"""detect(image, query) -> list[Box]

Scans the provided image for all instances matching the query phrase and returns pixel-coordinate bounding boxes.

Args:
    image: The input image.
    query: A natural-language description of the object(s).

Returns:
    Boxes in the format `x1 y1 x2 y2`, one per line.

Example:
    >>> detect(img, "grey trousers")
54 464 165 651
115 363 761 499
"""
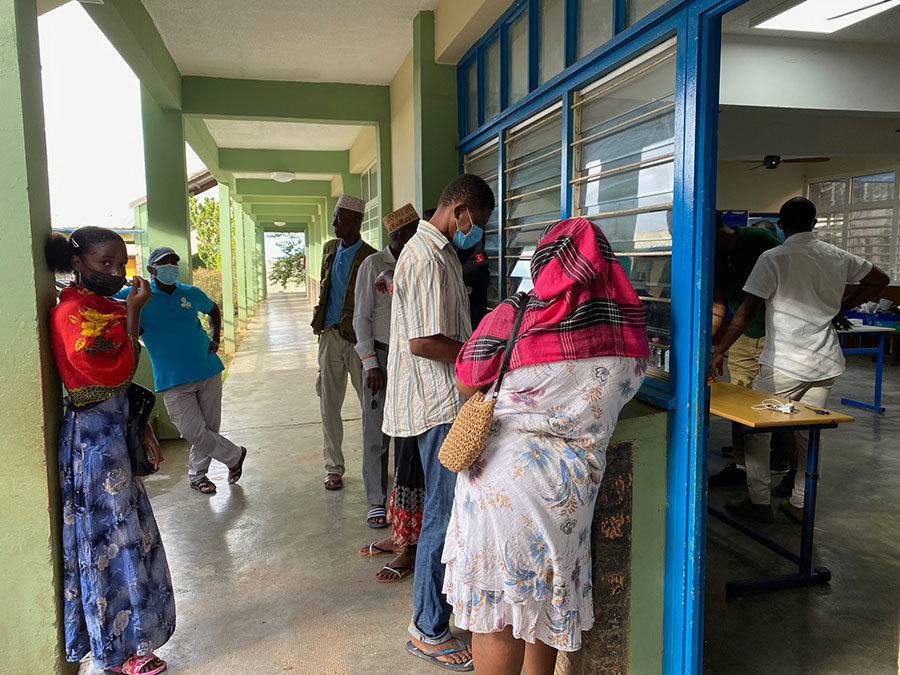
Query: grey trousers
317 329 363 476
744 365 835 508
362 347 391 505
162 374 243 481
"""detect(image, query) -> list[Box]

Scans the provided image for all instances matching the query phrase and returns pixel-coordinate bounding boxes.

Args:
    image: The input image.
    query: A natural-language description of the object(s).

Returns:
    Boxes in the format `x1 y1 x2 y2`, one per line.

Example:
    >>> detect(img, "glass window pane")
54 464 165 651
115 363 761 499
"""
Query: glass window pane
577 0 613 59
847 208 894 273
505 104 562 298
851 172 895 203
484 39 501 121
539 0 565 85
572 41 676 378
815 213 844 248
808 179 847 209
361 173 370 203
626 0 667 27
508 10 530 107
370 165 378 199
464 139 501 306
466 62 478 134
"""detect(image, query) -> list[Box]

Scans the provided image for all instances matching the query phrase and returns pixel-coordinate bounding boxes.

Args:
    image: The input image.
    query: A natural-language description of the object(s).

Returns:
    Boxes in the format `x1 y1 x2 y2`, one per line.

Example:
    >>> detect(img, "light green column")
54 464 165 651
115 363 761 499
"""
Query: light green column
140 84 191 281
235 207 248 325
243 213 257 315
0 2 74 672
219 184 236 352
256 224 267 301
413 10 459 213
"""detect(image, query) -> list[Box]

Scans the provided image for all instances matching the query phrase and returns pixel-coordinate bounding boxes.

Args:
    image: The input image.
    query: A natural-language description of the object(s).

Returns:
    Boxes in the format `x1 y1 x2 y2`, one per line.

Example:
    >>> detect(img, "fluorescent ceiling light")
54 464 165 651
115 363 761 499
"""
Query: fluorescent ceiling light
274 221 286 226
753 0 900 33
270 171 294 183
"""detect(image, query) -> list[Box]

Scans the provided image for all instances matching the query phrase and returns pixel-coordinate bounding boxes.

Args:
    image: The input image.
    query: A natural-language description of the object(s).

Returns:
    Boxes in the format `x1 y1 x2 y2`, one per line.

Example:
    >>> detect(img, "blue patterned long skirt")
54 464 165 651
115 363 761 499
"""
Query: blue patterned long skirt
60 392 176 670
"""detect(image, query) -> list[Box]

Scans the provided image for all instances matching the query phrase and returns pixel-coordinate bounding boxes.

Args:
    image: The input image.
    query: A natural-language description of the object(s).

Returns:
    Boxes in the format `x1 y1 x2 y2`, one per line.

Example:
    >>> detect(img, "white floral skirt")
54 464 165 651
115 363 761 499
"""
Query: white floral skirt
442 356 646 651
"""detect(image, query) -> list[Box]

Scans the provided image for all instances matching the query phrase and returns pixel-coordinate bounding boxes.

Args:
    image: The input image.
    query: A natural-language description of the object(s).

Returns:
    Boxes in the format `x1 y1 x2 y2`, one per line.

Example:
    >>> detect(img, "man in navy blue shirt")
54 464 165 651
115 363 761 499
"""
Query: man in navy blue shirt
121 246 247 494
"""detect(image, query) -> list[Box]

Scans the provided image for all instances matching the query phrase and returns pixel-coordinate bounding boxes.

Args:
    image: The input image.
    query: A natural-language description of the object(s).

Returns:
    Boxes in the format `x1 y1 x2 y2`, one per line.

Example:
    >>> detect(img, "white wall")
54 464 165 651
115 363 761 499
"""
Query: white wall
720 35 900 113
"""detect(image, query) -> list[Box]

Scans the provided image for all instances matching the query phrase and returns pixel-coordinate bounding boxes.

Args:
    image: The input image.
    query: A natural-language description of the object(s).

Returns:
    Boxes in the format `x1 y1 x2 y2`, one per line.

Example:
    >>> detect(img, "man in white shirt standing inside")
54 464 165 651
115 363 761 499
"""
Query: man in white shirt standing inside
711 197 889 523
353 203 419 529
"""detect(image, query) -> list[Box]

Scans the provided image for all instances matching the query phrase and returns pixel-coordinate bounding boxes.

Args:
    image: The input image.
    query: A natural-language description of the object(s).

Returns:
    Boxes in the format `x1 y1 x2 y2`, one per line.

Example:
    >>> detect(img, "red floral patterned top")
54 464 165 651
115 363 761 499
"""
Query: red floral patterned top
49 286 140 407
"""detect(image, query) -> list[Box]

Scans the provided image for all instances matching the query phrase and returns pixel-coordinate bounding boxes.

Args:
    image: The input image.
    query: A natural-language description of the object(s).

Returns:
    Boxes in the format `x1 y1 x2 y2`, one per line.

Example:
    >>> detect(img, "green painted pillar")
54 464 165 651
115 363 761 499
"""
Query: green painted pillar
340 172 361 198
140 84 191 281
243 213 257 315
0 1 74 672
235 207 248 325
256 224 267 301
413 10 459 213
218 184 236 352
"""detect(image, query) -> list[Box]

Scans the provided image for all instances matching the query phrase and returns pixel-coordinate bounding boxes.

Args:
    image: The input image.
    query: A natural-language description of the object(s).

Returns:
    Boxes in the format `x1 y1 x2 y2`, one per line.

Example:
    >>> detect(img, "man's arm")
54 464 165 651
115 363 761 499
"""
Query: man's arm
710 283 729 342
352 262 378 371
410 335 465 363
207 303 222 352
709 293 764 380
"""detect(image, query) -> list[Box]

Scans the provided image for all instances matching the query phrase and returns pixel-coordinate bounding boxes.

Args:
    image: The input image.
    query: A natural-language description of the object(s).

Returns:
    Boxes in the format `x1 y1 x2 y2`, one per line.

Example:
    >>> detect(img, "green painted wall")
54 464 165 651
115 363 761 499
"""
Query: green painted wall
0 1 74 671
413 11 459 213
140 84 191 282
613 400 667 675
256 224 267 301
219 184 236 352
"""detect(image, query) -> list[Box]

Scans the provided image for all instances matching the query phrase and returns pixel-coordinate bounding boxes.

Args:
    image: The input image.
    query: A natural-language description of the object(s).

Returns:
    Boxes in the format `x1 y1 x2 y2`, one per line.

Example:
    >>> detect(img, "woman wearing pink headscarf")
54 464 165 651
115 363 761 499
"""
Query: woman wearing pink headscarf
443 218 649 674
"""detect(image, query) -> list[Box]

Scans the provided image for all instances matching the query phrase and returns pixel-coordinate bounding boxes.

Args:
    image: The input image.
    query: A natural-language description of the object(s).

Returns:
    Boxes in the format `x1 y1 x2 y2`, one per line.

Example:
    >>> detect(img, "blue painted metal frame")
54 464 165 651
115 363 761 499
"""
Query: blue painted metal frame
839 331 887 412
614 0 627 34
457 0 757 671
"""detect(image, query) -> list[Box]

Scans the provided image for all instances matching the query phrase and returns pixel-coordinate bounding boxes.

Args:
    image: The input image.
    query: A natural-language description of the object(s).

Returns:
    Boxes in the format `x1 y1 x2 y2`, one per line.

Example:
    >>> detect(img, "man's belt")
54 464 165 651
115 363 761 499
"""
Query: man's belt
374 340 389 352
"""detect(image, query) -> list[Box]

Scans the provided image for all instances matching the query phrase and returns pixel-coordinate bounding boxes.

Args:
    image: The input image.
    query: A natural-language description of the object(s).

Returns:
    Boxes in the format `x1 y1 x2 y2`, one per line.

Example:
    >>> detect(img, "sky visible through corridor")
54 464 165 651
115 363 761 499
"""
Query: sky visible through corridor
38 2 294 260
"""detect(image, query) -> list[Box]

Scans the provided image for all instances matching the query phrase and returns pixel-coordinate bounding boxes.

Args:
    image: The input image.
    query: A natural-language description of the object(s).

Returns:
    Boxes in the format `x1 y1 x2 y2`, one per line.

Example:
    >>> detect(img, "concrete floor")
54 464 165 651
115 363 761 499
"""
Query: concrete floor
89 293 444 675
704 353 900 674
81 292 899 674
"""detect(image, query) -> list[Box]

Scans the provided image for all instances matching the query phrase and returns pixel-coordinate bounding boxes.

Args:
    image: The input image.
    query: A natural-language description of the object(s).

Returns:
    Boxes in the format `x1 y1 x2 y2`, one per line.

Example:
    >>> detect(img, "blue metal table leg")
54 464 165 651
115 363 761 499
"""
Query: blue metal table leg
841 333 886 413
720 427 832 596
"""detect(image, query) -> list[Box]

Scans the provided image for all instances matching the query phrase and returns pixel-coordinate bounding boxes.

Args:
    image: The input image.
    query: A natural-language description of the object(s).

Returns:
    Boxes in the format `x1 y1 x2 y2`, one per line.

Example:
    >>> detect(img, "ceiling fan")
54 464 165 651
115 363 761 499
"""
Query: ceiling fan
828 0 895 22
743 154 831 170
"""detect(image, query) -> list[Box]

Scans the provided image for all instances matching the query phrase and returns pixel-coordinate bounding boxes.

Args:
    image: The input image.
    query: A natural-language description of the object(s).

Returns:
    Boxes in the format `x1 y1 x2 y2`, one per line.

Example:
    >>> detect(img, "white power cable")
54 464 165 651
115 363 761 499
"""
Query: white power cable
751 399 798 414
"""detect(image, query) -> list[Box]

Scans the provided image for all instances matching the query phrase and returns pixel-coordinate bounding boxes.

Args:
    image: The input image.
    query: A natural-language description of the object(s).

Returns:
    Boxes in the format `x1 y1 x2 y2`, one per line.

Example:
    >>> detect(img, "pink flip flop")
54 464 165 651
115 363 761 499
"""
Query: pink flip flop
109 654 167 675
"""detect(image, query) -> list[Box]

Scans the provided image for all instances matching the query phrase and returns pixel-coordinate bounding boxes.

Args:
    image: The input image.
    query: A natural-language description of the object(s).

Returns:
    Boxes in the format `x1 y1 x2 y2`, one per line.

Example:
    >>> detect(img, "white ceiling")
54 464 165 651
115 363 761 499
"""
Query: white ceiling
204 120 365 151
232 172 337 181
142 0 440 84
723 0 900 44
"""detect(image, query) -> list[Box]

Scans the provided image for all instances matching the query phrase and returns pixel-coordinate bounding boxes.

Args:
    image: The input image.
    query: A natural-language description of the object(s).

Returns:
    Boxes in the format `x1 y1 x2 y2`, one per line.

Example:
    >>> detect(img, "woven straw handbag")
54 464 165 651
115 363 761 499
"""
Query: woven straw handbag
439 293 529 472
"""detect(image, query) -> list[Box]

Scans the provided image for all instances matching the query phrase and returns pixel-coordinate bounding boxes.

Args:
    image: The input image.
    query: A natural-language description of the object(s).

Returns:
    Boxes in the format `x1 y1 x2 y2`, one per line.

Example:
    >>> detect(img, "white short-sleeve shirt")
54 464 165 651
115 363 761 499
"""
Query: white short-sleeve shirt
743 231 873 381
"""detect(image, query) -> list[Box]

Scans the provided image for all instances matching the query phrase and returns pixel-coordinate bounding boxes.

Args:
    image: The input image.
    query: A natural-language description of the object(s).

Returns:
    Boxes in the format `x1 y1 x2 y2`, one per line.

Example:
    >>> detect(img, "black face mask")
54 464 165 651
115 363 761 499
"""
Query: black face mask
80 268 127 297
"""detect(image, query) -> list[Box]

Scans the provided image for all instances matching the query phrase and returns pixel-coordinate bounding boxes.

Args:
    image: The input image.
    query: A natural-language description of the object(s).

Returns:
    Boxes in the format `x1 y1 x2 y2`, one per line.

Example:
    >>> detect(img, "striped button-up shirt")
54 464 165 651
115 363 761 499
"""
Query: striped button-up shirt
383 220 473 437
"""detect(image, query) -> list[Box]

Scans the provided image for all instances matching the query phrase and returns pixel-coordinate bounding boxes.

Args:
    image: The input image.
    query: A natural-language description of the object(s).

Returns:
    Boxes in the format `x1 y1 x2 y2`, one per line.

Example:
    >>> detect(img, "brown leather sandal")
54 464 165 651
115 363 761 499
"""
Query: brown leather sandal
323 473 343 490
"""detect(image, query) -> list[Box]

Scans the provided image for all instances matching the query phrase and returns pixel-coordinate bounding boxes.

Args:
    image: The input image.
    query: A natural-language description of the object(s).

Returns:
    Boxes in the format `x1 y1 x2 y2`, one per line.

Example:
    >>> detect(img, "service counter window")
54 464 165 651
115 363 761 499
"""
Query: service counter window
504 103 563 297
571 40 676 380
464 139 501 306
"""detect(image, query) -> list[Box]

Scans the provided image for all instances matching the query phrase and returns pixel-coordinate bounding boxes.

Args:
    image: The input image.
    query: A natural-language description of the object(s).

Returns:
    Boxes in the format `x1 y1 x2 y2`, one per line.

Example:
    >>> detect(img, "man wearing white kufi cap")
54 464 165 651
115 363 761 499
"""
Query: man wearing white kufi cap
352 204 419 533
311 194 376 491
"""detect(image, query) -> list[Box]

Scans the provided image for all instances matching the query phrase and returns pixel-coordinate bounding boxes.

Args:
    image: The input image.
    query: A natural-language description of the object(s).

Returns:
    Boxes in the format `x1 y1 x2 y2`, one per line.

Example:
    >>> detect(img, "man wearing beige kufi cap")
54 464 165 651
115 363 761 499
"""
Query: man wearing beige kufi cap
311 194 376 490
352 203 419 531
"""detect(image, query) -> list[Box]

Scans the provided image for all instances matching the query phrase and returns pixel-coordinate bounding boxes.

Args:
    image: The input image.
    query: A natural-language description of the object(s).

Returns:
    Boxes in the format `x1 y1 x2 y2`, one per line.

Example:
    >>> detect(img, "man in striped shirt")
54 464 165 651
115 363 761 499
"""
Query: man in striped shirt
383 174 495 670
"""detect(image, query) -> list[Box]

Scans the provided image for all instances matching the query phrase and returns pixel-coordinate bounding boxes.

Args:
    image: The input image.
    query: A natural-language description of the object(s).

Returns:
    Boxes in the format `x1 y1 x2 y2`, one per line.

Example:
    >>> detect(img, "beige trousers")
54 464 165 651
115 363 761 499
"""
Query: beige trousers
317 329 363 476
727 334 765 465
744 365 835 508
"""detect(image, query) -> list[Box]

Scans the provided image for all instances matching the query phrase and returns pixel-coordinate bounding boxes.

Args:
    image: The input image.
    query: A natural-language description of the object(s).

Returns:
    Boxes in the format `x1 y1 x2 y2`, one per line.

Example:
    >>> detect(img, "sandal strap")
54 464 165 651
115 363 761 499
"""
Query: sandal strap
367 506 386 518
123 655 157 674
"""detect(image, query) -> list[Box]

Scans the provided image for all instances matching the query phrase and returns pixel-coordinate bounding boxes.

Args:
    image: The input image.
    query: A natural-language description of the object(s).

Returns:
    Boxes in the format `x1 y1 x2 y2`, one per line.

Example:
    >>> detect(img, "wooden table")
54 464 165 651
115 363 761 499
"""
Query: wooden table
708 381 854 596
838 325 895 413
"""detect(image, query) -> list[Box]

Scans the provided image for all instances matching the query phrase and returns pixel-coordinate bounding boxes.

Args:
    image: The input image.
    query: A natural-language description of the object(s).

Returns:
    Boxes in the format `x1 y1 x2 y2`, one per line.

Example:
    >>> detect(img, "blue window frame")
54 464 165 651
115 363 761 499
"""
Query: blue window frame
458 0 754 673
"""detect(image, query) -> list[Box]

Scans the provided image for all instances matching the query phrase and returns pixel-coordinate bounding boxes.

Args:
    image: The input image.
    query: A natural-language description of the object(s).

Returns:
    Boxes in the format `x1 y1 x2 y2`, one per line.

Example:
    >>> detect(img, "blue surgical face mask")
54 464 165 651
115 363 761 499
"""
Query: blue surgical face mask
153 264 180 285
452 207 484 250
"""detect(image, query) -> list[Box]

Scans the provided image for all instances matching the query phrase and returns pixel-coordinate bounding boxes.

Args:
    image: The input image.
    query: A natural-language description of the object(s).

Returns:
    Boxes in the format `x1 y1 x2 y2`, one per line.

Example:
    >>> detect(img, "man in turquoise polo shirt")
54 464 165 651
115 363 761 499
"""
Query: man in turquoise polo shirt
119 246 247 495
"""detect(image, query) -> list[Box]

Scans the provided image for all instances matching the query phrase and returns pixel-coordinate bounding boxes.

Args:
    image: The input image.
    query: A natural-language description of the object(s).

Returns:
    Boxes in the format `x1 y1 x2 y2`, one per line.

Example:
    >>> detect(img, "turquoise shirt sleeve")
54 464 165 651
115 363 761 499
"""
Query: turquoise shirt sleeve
187 286 215 314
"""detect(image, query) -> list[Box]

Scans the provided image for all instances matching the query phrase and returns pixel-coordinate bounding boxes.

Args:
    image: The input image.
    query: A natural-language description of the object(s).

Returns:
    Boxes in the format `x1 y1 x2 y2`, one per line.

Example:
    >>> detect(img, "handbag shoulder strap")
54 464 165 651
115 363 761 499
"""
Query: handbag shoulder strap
492 292 530 400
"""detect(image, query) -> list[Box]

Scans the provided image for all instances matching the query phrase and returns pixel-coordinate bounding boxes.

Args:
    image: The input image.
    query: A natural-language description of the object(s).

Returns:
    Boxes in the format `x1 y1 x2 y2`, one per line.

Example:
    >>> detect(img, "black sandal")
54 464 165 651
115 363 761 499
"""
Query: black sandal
228 447 247 484
190 476 216 494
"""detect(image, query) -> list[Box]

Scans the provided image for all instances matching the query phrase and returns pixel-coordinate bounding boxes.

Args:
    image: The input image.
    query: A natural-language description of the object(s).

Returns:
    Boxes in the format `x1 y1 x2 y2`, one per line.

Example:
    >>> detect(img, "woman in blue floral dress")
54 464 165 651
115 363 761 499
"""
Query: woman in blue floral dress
46 227 175 675
445 219 649 674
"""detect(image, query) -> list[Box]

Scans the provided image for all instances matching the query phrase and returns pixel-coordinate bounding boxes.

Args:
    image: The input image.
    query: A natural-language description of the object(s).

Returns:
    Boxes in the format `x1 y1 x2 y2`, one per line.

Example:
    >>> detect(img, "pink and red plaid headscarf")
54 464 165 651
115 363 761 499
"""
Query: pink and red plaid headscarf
456 217 649 389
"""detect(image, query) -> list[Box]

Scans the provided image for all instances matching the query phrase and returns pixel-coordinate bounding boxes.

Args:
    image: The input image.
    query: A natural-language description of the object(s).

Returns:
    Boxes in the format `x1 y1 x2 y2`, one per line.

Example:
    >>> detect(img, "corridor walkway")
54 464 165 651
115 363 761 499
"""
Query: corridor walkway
120 294 442 674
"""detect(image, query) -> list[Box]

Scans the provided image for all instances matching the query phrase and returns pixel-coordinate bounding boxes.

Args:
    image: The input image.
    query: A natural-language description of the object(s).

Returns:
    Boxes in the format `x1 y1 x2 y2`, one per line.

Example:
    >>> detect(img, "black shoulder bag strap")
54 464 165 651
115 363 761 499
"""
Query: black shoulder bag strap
492 291 530 401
